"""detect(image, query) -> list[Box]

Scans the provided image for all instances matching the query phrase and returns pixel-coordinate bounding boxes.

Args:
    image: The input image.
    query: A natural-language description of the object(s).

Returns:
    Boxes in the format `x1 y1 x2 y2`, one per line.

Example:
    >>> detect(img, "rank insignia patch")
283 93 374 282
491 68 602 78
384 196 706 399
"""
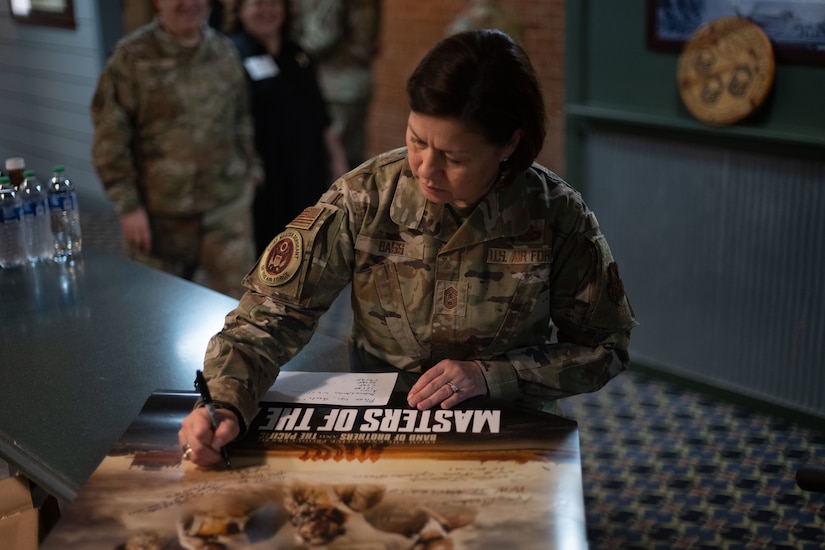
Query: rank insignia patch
434 280 468 316
258 229 302 286
443 285 459 310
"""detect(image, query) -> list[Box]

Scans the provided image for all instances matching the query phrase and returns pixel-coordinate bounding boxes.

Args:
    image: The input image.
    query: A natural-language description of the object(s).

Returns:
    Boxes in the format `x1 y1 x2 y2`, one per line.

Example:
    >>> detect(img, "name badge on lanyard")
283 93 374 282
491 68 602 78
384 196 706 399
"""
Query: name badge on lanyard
244 55 279 80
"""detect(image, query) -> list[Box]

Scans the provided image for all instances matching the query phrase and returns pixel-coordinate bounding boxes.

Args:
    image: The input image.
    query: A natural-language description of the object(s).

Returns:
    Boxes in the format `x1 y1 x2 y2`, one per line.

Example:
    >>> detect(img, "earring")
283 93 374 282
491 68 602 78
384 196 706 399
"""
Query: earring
497 156 512 184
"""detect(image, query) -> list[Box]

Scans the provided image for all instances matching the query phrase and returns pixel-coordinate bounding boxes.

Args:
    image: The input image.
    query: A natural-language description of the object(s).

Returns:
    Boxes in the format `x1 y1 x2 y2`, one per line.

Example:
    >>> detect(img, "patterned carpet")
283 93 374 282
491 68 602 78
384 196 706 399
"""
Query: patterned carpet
80 210 825 549
562 370 825 550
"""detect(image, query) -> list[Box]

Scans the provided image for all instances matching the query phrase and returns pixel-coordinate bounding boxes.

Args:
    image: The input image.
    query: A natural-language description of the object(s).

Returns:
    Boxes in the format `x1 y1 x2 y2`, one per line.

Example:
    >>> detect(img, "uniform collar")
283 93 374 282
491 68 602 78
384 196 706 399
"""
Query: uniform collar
390 153 532 249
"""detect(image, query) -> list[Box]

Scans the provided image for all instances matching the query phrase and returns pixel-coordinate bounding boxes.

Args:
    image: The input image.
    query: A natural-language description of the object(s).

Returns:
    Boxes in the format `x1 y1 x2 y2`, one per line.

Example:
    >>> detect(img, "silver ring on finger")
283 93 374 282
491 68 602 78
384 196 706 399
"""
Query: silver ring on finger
445 382 460 394
182 443 193 460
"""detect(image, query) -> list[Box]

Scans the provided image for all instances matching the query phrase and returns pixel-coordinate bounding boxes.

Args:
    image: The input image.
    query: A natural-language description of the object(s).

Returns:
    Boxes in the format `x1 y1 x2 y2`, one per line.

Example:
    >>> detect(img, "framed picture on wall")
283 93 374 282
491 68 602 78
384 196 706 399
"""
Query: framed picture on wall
646 0 825 65
9 0 76 29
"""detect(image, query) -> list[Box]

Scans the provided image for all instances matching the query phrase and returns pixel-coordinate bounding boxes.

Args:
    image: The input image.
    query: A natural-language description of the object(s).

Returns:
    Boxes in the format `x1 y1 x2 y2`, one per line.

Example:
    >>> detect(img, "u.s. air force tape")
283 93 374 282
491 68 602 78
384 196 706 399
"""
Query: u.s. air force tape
487 247 552 264
258 229 302 286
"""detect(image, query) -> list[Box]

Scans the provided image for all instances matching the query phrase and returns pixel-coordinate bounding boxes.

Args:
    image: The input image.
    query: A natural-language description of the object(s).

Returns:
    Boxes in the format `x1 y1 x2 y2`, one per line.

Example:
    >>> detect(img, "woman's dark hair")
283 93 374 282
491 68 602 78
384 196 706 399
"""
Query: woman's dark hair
407 29 546 178
224 0 292 36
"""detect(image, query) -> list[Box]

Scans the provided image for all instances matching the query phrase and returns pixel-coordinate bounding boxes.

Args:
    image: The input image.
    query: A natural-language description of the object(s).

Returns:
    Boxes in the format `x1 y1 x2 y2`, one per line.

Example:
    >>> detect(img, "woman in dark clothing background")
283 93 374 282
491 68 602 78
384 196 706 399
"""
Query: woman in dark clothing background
227 0 348 254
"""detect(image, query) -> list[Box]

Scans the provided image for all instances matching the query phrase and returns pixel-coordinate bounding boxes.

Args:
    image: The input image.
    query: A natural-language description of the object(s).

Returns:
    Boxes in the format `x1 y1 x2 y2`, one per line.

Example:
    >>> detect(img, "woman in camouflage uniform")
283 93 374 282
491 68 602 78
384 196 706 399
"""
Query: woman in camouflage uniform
180 30 637 466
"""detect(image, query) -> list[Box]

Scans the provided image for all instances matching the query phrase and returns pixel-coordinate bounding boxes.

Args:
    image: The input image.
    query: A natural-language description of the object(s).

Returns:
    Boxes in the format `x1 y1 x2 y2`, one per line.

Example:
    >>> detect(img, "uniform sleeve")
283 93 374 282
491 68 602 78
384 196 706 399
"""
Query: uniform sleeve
346 0 381 64
90 50 143 215
479 207 637 403
294 0 345 57
203 188 355 430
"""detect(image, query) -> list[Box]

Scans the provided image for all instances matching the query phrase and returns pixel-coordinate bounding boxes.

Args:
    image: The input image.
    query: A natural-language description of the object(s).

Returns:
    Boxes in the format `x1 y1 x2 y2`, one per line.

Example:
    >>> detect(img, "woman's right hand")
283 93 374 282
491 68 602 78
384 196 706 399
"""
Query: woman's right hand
119 208 152 253
178 407 240 467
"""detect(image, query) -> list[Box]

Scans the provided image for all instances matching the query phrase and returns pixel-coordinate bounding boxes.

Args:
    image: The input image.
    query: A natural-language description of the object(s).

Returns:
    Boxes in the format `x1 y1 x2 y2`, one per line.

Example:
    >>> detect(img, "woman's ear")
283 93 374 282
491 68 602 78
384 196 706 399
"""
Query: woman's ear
502 129 524 161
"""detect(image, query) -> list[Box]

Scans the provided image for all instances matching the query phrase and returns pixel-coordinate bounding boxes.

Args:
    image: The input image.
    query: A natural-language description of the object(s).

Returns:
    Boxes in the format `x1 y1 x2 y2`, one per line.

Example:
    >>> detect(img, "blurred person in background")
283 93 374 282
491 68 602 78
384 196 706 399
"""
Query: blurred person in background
226 0 348 254
445 0 524 44
289 0 382 170
92 0 262 299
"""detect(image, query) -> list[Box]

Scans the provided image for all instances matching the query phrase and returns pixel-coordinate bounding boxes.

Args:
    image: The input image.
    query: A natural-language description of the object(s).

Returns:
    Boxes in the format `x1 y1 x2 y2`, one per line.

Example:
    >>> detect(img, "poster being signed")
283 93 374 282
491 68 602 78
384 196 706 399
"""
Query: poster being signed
42 391 585 549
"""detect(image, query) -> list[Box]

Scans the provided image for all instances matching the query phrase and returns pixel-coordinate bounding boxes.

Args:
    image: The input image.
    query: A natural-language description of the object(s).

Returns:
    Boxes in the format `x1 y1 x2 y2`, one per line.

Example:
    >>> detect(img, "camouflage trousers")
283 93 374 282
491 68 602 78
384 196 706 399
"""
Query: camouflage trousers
127 186 255 299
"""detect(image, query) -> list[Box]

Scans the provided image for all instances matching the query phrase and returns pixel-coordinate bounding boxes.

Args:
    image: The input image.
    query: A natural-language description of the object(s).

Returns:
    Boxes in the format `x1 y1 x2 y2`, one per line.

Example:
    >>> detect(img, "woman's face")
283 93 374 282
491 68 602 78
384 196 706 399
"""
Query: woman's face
406 112 518 209
239 0 286 40
154 0 209 42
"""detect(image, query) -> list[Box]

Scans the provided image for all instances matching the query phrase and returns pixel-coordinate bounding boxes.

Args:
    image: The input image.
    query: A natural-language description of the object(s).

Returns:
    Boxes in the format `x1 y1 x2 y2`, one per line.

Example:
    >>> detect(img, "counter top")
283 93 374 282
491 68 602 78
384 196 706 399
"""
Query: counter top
0 251 349 502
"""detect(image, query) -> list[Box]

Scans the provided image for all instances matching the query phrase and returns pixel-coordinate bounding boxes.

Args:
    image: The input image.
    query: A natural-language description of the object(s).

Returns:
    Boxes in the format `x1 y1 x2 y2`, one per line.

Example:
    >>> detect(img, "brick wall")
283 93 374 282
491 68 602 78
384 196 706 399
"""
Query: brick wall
366 0 566 176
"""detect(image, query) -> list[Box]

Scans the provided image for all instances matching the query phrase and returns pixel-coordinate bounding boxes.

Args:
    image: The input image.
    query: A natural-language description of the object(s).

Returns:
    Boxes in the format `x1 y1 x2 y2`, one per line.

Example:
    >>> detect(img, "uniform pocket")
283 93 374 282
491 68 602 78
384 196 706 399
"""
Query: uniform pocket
353 260 429 360
476 261 552 355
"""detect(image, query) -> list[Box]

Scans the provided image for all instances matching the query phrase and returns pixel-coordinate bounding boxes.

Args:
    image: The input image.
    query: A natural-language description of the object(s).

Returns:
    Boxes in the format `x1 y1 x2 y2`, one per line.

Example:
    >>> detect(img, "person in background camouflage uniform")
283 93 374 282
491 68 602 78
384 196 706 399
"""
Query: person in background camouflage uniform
179 30 637 466
288 0 381 170
445 0 524 44
91 0 262 299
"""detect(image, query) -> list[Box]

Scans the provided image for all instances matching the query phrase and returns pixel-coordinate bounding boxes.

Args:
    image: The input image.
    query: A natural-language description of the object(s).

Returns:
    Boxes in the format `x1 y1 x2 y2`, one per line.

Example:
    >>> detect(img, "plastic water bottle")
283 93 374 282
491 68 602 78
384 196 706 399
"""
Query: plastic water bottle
5 157 25 190
48 166 82 261
0 176 26 268
19 170 55 263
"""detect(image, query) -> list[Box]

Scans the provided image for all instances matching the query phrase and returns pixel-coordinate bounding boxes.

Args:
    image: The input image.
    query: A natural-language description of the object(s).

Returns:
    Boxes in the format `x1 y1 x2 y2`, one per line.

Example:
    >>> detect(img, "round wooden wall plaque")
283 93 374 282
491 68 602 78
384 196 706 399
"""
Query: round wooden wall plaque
677 16 775 125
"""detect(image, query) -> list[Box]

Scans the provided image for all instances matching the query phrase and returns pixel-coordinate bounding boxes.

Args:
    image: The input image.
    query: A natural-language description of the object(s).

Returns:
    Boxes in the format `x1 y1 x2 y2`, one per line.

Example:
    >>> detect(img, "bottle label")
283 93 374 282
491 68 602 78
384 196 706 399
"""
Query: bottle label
0 204 22 223
22 200 47 217
48 191 76 211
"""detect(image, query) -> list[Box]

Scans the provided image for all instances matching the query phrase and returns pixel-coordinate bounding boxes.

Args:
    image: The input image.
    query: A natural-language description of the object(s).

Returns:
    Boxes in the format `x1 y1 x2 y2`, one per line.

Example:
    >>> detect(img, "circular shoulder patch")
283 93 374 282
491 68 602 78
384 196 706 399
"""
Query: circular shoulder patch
257 229 303 286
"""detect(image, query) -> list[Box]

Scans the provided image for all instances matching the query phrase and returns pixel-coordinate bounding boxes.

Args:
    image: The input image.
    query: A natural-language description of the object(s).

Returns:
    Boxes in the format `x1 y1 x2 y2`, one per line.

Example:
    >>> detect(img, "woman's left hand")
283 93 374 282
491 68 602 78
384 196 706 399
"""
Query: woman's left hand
407 360 488 410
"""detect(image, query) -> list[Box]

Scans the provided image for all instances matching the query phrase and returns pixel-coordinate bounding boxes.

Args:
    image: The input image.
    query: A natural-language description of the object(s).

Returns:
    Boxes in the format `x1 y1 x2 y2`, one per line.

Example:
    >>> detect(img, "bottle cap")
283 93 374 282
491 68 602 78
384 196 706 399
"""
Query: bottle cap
5 157 25 170
0 176 9 183
52 165 65 172
23 170 35 178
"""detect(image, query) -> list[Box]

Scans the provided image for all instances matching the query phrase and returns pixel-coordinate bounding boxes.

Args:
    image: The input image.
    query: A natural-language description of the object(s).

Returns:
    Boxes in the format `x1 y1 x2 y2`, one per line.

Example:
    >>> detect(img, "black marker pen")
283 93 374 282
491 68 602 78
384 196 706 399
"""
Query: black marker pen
195 369 231 468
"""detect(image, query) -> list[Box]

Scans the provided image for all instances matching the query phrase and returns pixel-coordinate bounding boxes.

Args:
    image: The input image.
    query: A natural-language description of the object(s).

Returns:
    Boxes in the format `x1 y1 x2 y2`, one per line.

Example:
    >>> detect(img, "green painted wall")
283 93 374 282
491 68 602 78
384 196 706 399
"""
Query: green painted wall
565 2 825 189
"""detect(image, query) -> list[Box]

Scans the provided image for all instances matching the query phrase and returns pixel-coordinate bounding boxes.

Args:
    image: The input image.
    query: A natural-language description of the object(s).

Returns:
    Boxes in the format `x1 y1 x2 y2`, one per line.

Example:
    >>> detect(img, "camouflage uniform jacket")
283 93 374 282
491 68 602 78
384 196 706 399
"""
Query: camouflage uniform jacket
444 0 525 44
289 0 380 102
205 148 638 429
91 19 262 217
